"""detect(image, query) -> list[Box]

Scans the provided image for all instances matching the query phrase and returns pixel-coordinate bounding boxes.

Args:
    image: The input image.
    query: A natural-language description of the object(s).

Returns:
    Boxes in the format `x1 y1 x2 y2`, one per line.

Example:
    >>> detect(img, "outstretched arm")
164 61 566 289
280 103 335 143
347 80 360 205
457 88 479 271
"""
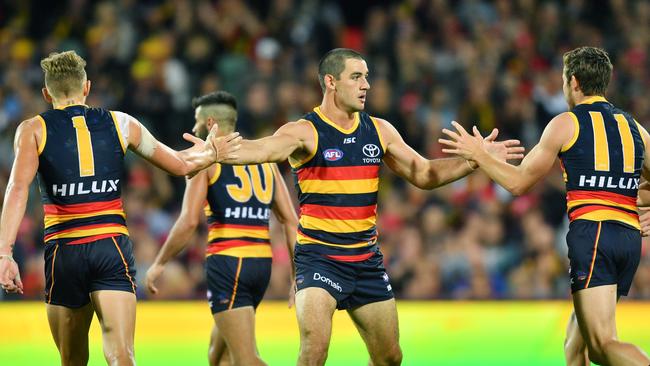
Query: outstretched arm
378 118 523 190
269 164 299 307
219 120 316 165
0 117 43 293
439 113 574 195
127 116 240 176
145 169 209 294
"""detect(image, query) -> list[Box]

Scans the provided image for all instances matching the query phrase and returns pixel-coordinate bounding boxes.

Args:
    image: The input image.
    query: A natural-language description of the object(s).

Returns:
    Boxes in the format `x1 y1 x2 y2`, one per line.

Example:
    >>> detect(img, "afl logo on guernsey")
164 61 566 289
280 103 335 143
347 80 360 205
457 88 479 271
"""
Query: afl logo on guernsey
323 148 344 161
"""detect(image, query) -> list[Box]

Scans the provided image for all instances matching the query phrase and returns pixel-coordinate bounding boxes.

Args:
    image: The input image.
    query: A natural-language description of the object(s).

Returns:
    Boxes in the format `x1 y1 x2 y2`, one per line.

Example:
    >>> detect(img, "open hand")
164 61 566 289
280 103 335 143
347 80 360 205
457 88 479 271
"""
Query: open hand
206 125 242 163
439 121 525 162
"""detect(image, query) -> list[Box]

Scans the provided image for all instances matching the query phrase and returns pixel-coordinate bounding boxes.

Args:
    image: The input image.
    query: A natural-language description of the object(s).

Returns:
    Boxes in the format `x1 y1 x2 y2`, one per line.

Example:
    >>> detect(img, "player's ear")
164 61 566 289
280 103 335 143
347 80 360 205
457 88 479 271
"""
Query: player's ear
83 80 91 97
570 75 580 92
325 74 336 91
42 87 53 103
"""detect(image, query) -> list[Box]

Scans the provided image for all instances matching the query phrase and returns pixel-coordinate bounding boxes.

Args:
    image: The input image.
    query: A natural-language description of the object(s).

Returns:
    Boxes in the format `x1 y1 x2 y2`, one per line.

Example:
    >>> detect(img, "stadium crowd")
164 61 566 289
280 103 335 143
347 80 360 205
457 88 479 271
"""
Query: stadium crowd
1 0 649 302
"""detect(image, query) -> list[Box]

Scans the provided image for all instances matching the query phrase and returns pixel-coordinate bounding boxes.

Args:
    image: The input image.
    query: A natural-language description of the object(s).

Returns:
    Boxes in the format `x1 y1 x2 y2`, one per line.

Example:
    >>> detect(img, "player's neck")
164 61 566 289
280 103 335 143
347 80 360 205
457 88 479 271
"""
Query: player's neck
52 95 87 109
319 99 357 129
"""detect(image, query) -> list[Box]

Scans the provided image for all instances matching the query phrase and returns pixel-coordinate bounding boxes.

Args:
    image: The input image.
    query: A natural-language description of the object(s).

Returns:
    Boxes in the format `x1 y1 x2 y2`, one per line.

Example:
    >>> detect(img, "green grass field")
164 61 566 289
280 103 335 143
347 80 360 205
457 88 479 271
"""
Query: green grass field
1 301 649 365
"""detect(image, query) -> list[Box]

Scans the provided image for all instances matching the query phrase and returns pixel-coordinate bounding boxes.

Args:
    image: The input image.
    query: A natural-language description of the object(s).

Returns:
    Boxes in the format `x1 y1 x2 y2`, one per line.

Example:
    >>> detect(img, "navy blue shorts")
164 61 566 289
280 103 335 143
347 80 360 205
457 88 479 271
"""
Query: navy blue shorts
44 235 137 308
205 255 272 314
294 245 394 310
567 220 641 296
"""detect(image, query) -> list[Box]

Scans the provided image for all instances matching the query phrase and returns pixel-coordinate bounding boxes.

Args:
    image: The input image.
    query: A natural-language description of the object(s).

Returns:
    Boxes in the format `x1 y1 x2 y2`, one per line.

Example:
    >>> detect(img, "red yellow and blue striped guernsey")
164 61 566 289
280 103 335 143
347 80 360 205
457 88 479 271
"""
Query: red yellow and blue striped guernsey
37 105 129 244
291 107 385 262
204 163 275 258
559 96 646 230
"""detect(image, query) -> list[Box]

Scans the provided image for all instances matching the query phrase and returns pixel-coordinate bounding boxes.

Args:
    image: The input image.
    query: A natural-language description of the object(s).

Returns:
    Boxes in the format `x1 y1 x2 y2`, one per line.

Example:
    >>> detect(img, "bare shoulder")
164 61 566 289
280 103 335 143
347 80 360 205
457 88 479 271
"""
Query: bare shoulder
541 112 576 150
15 116 42 143
274 119 315 138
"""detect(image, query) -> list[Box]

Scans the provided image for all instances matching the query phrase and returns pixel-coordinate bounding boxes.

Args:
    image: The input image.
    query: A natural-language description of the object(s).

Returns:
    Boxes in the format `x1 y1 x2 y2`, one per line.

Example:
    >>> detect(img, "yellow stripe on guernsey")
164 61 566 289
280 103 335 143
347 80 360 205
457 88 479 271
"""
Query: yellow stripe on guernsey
561 112 580 152
206 245 272 258
299 215 376 233
44 210 127 228
590 111 609 172
566 199 636 212
296 232 375 248
46 226 130 241
207 227 270 243
37 115 47 155
614 114 635 173
298 178 379 194
576 210 640 230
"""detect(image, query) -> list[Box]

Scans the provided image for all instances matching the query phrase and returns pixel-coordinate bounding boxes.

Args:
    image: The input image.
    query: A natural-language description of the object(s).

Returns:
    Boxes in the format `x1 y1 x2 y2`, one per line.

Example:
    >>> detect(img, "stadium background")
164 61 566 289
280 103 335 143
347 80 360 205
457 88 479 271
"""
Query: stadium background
0 0 649 365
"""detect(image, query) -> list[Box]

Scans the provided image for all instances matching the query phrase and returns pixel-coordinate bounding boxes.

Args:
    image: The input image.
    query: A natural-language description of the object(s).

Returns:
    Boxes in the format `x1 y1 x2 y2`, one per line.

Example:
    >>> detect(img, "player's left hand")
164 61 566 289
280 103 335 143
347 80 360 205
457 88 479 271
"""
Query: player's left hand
439 122 525 162
145 263 165 295
639 206 650 237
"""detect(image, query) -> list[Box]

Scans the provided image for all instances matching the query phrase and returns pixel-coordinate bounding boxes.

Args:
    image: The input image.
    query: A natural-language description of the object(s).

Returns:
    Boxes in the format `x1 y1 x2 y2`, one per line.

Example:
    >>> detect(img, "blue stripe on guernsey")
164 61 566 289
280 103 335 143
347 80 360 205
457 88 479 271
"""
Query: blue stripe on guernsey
558 96 645 230
37 105 128 242
292 108 385 261
205 164 274 258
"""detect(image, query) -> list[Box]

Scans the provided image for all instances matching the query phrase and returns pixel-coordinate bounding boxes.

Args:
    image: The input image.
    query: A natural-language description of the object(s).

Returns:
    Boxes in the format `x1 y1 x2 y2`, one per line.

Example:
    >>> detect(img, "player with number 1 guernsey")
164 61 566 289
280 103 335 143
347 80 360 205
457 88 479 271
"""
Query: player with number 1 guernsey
0 51 240 366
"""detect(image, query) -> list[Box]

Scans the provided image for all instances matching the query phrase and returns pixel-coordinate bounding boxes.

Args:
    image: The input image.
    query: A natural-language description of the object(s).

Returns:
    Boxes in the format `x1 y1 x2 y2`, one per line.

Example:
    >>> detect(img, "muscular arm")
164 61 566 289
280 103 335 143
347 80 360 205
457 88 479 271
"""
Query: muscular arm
127 117 232 176
146 168 209 293
269 164 298 274
221 121 315 165
0 118 41 255
153 170 208 265
378 118 475 190
470 113 573 195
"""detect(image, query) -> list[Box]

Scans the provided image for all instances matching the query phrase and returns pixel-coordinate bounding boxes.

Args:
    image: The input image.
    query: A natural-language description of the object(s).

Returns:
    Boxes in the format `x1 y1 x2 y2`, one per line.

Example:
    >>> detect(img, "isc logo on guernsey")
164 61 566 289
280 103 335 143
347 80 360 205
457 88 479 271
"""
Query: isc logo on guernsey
323 148 343 161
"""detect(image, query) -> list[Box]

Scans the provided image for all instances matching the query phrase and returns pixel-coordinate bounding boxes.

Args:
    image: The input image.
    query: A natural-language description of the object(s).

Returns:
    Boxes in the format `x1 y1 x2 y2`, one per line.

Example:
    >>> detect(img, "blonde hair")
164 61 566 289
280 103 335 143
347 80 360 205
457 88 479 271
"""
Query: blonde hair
40 51 87 98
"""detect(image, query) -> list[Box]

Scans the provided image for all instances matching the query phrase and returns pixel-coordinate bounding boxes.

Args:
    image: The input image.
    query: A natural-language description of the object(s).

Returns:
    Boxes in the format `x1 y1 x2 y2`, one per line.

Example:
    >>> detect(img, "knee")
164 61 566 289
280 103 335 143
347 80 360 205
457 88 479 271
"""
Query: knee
374 345 403 366
60 350 89 366
586 336 616 364
104 344 135 366
299 341 330 365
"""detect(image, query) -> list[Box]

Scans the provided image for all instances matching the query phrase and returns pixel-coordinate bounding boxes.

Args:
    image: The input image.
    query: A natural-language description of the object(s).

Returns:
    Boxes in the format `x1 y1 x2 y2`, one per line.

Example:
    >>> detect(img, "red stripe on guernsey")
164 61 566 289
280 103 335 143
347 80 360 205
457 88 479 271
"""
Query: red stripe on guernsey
296 166 379 181
44 199 123 215
44 223 126 241
566 190 636 206
206 240 270 254
208 223 267 230
66 233 121 245
568 205 638 221
326 252 374 262
301 204 377 220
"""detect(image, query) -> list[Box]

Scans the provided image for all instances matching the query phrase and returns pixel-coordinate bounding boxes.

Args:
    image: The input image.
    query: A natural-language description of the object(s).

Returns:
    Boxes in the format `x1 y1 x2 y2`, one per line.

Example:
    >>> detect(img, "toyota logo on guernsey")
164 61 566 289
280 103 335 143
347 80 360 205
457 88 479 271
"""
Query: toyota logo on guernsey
323 148 344 161
362 144 381 163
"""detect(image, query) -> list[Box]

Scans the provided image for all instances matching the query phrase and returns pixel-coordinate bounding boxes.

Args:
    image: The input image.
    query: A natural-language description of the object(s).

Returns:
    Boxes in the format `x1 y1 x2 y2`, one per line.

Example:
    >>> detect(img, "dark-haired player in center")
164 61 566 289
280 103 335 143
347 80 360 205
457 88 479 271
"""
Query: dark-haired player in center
216 48 524 365
146 91 298 366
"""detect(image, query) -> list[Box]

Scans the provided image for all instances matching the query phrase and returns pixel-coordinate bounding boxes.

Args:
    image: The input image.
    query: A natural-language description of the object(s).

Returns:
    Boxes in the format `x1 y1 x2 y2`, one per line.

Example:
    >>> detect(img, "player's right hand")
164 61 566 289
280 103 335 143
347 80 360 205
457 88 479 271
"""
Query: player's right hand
207 125 242 163
145 263 165 294
0 255 23 294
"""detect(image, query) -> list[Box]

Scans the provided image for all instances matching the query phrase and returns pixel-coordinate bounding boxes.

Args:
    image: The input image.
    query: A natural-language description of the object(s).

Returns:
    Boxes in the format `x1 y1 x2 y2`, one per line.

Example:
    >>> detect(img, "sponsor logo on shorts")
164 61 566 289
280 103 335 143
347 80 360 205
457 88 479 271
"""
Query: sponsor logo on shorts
313 272 342 292
296 274 304 285
575 271 588 281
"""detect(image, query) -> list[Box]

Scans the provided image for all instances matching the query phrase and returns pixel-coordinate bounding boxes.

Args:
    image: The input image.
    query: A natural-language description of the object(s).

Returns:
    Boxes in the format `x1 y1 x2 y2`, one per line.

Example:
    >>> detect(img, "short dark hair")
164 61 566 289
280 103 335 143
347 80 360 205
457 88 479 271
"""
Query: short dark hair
191 91 237 110
318 48 364 92
563 47 612 96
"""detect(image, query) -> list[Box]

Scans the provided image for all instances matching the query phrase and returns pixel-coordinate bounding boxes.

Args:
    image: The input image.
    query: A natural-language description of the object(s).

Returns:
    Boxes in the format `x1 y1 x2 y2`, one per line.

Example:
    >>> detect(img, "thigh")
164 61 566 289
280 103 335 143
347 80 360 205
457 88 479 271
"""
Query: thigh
44 242 91 308
89 235 137 294
90 290 137 348
347 298 400 360
213 307 257 360
572 285 618 347
46 302 94 350
295 287 337 345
